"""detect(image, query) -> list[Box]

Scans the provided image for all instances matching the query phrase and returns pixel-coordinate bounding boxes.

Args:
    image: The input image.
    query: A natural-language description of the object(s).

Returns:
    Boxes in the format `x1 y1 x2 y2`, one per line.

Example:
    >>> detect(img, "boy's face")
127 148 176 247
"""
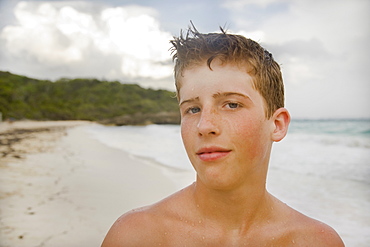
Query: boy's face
179 61 275 190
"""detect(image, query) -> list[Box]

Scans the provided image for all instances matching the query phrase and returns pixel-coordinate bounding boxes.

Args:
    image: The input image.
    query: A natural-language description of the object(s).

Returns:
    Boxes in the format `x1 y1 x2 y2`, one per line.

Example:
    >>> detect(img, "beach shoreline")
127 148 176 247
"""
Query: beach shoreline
0 120 189 247
0 120 89 166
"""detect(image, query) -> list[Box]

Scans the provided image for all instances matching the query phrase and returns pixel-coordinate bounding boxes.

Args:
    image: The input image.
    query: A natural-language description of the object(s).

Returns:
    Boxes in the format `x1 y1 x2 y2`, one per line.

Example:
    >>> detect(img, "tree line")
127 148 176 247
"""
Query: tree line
0 71 180 124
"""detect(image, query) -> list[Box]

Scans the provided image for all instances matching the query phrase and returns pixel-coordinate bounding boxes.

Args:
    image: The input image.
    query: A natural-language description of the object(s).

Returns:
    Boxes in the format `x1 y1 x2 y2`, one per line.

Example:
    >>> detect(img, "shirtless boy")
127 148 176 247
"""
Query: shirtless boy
102 25 344 246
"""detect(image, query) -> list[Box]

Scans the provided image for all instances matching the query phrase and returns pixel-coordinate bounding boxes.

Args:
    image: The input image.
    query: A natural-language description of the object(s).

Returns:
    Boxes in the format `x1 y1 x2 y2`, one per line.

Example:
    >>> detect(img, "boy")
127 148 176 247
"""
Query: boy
102 25 344 246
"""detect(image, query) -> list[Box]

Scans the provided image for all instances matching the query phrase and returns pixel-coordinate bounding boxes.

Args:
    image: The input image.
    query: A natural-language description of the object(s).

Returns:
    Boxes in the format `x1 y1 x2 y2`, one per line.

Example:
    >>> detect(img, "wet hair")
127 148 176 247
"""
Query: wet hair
170 23 284 119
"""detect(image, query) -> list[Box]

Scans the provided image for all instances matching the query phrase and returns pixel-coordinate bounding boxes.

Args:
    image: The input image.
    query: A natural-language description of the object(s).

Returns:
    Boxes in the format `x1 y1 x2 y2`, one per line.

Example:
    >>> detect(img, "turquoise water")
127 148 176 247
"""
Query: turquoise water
289 119 370 137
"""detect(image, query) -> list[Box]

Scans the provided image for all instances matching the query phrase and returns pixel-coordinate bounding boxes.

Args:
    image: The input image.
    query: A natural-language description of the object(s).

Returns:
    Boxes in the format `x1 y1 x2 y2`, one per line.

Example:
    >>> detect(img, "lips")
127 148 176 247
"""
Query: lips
196 147 231 162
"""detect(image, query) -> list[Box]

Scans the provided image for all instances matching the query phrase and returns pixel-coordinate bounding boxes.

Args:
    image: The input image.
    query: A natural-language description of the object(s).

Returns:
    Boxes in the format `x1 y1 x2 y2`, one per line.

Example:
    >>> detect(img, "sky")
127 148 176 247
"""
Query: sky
0 0 369 119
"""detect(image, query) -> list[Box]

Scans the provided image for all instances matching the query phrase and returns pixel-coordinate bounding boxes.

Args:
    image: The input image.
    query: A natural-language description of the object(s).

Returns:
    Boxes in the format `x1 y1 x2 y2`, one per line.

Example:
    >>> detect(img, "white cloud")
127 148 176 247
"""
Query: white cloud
0 1 174 88
236 30 265 43
222 0 288 9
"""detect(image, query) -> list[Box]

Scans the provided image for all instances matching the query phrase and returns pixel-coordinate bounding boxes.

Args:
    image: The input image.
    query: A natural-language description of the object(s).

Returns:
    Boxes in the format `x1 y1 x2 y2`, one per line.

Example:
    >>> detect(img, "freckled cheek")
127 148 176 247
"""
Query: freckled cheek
234 121 267 156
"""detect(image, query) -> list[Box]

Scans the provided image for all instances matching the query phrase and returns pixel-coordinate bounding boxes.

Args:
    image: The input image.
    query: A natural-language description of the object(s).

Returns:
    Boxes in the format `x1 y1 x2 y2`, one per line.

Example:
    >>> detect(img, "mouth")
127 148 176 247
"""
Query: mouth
196 147 231 162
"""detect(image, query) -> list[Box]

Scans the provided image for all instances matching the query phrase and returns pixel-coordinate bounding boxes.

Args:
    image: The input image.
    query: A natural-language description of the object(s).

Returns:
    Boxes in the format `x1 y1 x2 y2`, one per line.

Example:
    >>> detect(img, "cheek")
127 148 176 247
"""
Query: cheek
234 118 269 156
180 119 193 149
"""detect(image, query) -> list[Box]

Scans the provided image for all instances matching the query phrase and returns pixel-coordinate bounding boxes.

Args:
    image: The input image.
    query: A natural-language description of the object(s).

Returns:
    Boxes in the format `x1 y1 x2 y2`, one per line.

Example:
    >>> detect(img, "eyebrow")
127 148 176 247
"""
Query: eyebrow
179 96 200 107
212 92 251 100
179 92 251 107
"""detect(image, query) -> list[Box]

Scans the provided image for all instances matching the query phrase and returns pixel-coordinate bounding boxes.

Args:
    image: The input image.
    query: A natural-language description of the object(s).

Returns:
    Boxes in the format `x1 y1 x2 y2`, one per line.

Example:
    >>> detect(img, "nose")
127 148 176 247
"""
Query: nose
197 109 220 137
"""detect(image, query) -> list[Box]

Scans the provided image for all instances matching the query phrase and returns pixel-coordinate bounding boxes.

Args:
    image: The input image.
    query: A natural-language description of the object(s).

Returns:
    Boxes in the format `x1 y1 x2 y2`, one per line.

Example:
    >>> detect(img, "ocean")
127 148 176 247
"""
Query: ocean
87 119 370 246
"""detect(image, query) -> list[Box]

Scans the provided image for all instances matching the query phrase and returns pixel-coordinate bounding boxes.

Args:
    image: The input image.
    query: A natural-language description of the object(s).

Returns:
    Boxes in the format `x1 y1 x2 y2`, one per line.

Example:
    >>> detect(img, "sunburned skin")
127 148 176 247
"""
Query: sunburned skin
101 62 344 247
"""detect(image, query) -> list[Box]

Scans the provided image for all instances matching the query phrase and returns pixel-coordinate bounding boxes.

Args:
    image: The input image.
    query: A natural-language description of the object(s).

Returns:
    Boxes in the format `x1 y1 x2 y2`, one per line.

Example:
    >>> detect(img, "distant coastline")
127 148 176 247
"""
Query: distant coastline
0 71 180 125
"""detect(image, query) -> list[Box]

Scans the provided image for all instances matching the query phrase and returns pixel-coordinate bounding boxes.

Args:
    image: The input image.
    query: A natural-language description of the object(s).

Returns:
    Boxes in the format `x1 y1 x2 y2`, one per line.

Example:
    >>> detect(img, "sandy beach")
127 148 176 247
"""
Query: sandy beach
0 121 194 247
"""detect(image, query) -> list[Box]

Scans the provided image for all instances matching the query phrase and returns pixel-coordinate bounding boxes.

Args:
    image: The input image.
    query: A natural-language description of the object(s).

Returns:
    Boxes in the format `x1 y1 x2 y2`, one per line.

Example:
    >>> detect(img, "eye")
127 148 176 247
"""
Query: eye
187 106 201 114
225 102 241 109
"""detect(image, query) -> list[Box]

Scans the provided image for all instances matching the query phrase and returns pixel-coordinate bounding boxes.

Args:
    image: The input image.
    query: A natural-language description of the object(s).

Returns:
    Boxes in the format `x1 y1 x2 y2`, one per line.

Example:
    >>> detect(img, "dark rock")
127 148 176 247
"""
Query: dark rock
99 111 181 126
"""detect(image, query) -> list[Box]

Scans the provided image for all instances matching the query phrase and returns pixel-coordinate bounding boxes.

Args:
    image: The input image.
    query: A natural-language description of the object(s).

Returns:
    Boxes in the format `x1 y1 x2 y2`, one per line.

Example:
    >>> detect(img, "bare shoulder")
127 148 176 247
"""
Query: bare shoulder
101 188 191 247
298 216 344 246
101 206 159 247
280 206 345 246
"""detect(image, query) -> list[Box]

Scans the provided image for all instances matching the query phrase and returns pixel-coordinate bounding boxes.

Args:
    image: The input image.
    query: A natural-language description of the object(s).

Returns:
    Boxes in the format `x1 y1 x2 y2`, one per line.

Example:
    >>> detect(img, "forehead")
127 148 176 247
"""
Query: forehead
178 62 257 100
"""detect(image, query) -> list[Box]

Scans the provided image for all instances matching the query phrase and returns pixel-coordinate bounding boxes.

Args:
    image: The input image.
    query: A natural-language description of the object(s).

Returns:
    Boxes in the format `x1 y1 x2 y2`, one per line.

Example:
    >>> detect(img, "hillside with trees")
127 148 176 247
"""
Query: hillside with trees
0 71 180 125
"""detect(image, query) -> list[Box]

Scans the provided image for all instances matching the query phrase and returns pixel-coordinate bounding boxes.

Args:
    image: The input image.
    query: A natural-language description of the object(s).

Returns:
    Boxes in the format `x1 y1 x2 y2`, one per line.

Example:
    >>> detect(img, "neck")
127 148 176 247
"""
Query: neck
192 176 273 230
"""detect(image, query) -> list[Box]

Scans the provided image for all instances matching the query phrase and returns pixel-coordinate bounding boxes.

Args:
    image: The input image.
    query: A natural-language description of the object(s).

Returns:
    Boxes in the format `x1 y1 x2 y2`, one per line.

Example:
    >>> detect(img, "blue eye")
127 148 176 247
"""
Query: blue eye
227 102 239 109
187 107 201 114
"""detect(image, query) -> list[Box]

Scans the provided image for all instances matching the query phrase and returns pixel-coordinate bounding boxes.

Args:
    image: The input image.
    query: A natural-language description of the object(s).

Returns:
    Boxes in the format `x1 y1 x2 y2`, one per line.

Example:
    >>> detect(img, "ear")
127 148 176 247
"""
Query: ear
270 108 290 142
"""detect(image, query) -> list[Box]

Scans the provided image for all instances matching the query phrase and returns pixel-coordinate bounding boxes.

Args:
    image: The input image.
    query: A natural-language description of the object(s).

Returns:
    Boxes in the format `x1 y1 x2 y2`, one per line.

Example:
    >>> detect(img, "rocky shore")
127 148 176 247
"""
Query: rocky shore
99 111 180 126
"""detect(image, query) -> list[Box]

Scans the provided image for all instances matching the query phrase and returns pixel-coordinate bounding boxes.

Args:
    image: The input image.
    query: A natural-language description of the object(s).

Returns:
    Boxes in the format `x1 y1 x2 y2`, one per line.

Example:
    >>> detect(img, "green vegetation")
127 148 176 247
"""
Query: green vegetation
0 71 180 124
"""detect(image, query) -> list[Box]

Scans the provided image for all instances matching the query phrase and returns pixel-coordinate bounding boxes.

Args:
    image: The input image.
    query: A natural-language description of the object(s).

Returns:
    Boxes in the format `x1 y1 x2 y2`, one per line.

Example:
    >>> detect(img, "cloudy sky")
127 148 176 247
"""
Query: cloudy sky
0 0 369 119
